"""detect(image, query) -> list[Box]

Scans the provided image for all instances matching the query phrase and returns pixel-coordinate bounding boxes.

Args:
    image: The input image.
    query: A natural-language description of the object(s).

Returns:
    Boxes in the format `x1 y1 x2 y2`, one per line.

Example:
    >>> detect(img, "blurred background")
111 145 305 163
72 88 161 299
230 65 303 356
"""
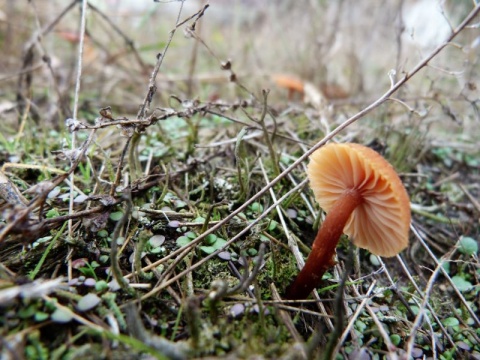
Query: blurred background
0 2 476 112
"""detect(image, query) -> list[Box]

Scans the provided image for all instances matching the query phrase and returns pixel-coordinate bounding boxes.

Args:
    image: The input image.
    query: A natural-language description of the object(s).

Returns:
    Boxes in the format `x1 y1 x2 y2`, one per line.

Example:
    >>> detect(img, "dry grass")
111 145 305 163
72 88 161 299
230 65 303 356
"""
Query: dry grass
0 1 479 359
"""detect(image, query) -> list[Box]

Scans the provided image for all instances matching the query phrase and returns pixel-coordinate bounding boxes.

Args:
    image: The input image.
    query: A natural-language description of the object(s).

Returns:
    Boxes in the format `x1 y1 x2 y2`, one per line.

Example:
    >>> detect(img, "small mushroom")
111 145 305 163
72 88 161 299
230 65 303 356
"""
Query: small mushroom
286 143 410 299
272 74 305 100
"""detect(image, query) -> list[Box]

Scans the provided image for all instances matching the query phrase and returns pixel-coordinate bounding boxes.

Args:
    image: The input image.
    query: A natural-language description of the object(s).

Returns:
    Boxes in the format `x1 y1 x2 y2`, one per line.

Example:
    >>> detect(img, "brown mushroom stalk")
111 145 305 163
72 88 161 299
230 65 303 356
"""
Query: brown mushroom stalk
286 143 410 300
286 189 362 299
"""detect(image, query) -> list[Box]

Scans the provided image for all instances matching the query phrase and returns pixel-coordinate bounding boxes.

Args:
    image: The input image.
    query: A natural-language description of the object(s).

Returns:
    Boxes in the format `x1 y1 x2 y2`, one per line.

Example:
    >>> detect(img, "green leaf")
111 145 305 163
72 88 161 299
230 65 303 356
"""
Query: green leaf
199 238 227 253
441 261 450 274
355 320 367 332
212 238 227 250
18 305 37 319
193 216 205 224
46 208 60 218
390 334 401 346
451 275 473 292
250 202 263 213
44 299 58 311
259 234 270 242
173 200 187 209
36 236 53 244
95 280 109 292
410 306 419 315
34 312 50 322
115 236 125 245
458 236 478 256
109 211 124 221
185 231 197 239
176 236 191 247
25 343 48 360
150 247 163 254
97 229 109 238
268 220 278 231
204 234 217 245
442 317 460 327
199 245 216 254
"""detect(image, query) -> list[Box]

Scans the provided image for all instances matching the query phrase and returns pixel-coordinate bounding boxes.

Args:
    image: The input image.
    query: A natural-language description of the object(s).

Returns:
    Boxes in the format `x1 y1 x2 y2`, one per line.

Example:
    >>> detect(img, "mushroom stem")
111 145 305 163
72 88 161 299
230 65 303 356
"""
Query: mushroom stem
286 188 363 300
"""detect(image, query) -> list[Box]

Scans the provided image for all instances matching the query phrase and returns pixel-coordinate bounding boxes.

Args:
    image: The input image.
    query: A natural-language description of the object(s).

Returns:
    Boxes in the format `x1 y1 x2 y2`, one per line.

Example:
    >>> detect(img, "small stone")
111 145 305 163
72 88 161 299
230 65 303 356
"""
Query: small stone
348 348 371 360
74 194 89 203
217 251 231 261
369 254 381 266
77 293 101 311
168 220 180 228
108 279 120 292
237 257 247 267
250 304 270 315
149 235 165 247
286 208 297 218
67 278 79 286
456 341 471 351
47 187 61 199
51 308 73 323
83 278 96 287
471 351 480 360
230 303 245 317
411 347 423 358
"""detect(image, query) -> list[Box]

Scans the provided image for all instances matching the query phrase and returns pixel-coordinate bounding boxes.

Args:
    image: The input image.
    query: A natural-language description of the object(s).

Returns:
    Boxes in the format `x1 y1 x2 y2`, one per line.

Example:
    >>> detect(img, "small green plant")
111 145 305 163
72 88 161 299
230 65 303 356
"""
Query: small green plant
77 261 101 280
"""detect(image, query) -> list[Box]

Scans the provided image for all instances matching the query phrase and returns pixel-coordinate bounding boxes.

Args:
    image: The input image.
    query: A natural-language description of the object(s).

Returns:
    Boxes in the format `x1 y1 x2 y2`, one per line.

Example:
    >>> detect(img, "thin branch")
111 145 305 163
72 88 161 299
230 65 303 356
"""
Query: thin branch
137 2 209 119
67 0 88 282
110 192 133 291
404 258 445 358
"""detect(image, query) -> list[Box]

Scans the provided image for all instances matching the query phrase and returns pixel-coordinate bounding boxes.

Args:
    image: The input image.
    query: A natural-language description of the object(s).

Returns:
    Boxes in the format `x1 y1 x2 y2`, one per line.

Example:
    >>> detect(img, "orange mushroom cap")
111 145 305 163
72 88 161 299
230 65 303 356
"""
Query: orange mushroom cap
271 74 305 94
307 143 411 257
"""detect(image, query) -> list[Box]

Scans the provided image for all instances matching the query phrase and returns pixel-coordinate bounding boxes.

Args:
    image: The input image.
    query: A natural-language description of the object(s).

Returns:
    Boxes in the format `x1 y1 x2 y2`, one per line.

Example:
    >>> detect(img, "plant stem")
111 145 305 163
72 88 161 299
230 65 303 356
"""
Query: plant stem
285 189 362 300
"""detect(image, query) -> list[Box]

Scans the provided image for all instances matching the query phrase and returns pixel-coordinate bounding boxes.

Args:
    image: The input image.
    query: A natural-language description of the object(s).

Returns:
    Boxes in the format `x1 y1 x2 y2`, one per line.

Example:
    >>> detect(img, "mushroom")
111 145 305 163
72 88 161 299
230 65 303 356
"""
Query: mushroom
286 143 411 300
271 74 305 100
